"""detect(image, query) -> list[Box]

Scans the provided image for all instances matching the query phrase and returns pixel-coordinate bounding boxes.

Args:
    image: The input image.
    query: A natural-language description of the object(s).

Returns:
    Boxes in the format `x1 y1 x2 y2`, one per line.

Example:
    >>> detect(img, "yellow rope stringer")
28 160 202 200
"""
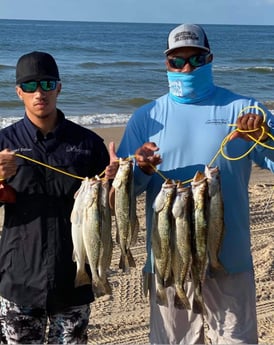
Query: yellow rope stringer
13 106 273 185
144 105 274 185
15 153 86 181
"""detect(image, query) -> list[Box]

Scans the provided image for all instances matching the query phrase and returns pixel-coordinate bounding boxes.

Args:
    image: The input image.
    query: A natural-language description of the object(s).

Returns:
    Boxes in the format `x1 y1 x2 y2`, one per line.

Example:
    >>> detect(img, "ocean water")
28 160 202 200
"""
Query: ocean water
0 19 274 128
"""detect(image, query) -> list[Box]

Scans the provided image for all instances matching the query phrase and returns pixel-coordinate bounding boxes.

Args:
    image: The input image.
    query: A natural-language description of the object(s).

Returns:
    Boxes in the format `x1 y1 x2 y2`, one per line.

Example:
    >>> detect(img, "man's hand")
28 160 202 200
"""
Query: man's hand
0 149 17 203
104 141 119 180
229 113 269 142
135 142 162 175
0 149 17 180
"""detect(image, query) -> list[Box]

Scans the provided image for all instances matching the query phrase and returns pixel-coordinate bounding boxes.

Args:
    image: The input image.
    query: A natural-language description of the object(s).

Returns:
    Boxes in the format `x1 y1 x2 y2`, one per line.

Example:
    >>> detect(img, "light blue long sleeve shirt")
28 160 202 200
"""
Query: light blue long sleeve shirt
117 86 274 274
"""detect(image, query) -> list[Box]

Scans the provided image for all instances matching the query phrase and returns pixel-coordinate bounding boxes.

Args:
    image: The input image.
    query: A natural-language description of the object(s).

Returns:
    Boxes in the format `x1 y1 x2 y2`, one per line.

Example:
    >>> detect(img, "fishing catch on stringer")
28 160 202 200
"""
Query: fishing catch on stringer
70 177 113 298
112 157 139 273
150 164 226 314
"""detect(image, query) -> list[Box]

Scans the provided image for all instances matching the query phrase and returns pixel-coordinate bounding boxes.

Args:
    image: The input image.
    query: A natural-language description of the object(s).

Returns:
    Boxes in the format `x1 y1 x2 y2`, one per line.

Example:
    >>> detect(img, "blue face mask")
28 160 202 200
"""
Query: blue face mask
167 63 215 104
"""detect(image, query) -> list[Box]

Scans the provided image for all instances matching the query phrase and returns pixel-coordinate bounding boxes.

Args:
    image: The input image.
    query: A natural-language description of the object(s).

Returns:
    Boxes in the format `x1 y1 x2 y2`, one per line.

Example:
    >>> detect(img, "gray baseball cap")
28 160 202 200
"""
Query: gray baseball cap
164 24 210 55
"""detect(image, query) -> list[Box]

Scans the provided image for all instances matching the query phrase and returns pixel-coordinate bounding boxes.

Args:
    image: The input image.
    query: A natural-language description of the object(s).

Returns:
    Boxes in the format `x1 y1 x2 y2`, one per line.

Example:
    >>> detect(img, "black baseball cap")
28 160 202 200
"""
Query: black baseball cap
16 51 60 84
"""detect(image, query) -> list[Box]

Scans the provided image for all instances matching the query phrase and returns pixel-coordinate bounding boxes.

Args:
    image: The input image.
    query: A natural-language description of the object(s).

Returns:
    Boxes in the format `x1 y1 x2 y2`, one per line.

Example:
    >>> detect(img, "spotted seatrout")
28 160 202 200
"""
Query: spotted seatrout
191 171 209 315
98 178 113 295
71 178 91 287
204 165 225 273
82 178 108 297
171 183 192 310
152 179 176 307
112 158 139 273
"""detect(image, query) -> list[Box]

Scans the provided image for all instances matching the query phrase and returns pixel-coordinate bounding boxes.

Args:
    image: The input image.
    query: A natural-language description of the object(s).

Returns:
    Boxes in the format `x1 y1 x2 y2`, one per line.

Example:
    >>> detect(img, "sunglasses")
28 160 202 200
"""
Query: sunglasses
168 53 211 69
20 80 58 93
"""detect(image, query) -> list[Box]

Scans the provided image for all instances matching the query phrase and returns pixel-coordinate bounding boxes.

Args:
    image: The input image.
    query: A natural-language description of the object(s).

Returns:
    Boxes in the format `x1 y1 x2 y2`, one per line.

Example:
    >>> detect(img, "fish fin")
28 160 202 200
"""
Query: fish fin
172 205 183 219
156 287 168 307
115 227 120 244
98 268 112 296
164 275 173 288
143 272 152 298
70 209 83 224
70 210 76 223
96 275 112 297
208 263 227 276
119 249 136 273
130 216 139 246
112 178 122 189
174 287 191 310
103 278 112 296
153 195 165 213
192 297 207 315
127 248 136 268
72 250 76 262
192 283 207 315
104 281 112 295
92 277 110 298
211 261 226 271
74 269 91 288
119 254 130 273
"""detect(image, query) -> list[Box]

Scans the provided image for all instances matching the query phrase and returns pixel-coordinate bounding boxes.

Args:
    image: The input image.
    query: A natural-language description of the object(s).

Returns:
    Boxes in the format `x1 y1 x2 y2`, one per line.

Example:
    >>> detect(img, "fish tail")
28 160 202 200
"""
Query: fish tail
119 253 130 273
174 286 191 310
119 249 136 273
208 261 227 279
143 272 152 298
127 248 136 268
102 277 112 295
193 298 207 316
164 274 173 288
192 284 207 315
156 286 169 307
74 269 91 288
210 260 226 272
92 277 110 298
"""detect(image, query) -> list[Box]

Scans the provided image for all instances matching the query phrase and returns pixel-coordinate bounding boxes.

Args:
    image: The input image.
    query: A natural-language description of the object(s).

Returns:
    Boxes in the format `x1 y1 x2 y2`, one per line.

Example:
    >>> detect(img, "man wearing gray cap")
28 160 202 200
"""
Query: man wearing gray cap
0 51 116 344
110 23 274 343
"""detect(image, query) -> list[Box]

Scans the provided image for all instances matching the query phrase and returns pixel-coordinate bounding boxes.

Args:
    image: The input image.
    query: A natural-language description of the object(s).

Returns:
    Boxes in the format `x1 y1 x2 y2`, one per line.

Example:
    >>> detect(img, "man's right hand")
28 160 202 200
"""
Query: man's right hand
105 141 119 180
0 149 17 180
0 149 17 203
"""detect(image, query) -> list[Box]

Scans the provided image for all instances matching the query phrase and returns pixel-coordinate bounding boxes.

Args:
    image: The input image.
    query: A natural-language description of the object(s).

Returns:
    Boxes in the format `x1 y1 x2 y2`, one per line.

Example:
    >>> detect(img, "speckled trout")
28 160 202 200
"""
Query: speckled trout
171 183 192 310
152 179 176 307
71 178 91 287
112 158 139 273
205 165 225 272
98 178 113 295
191 171 208 315
82 178 108 297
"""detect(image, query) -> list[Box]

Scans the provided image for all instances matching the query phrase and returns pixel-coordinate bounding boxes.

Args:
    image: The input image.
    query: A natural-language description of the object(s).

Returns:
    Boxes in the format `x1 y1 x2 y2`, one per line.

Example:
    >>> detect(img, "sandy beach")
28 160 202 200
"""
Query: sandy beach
0 126 273 344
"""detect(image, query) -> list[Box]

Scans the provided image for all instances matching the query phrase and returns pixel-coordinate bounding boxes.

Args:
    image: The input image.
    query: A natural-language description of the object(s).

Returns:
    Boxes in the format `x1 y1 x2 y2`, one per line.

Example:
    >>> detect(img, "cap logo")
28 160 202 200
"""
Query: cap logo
174 31 199 43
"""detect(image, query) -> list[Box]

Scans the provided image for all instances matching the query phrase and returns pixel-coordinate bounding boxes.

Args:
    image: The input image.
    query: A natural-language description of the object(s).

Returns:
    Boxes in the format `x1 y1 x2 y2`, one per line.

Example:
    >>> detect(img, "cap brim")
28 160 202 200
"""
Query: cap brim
16 74 60 84
164 45 210 55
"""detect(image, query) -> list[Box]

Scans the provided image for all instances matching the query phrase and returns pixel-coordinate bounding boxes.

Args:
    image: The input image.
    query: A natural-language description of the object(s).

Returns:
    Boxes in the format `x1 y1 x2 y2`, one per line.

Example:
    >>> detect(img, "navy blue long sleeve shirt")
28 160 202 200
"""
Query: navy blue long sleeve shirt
0 110 109 312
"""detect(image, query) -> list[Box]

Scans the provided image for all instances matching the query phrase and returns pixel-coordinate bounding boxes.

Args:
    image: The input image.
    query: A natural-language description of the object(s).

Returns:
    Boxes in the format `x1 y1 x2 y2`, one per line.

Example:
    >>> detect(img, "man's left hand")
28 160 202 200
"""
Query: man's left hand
229 113 269 142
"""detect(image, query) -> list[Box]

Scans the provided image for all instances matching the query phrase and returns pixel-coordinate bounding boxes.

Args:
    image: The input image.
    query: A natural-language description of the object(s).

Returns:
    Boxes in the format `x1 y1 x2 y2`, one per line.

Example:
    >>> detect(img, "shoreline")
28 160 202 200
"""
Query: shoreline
92 126 125 148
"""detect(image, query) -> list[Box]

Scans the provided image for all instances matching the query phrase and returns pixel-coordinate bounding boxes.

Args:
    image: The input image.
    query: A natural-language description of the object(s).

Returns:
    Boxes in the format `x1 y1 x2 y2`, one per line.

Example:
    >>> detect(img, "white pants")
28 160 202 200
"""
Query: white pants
149 270 258 344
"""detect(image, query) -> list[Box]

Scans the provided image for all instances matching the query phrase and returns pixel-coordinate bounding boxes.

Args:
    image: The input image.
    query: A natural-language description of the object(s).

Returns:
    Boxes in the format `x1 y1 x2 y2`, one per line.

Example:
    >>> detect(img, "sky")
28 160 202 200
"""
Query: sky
1 0 274 25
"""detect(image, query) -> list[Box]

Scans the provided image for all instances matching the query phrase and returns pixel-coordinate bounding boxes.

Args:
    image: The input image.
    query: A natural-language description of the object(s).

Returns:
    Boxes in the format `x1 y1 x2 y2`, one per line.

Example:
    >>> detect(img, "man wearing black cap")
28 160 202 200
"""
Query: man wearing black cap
0 51 116 343
109 24 274 343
